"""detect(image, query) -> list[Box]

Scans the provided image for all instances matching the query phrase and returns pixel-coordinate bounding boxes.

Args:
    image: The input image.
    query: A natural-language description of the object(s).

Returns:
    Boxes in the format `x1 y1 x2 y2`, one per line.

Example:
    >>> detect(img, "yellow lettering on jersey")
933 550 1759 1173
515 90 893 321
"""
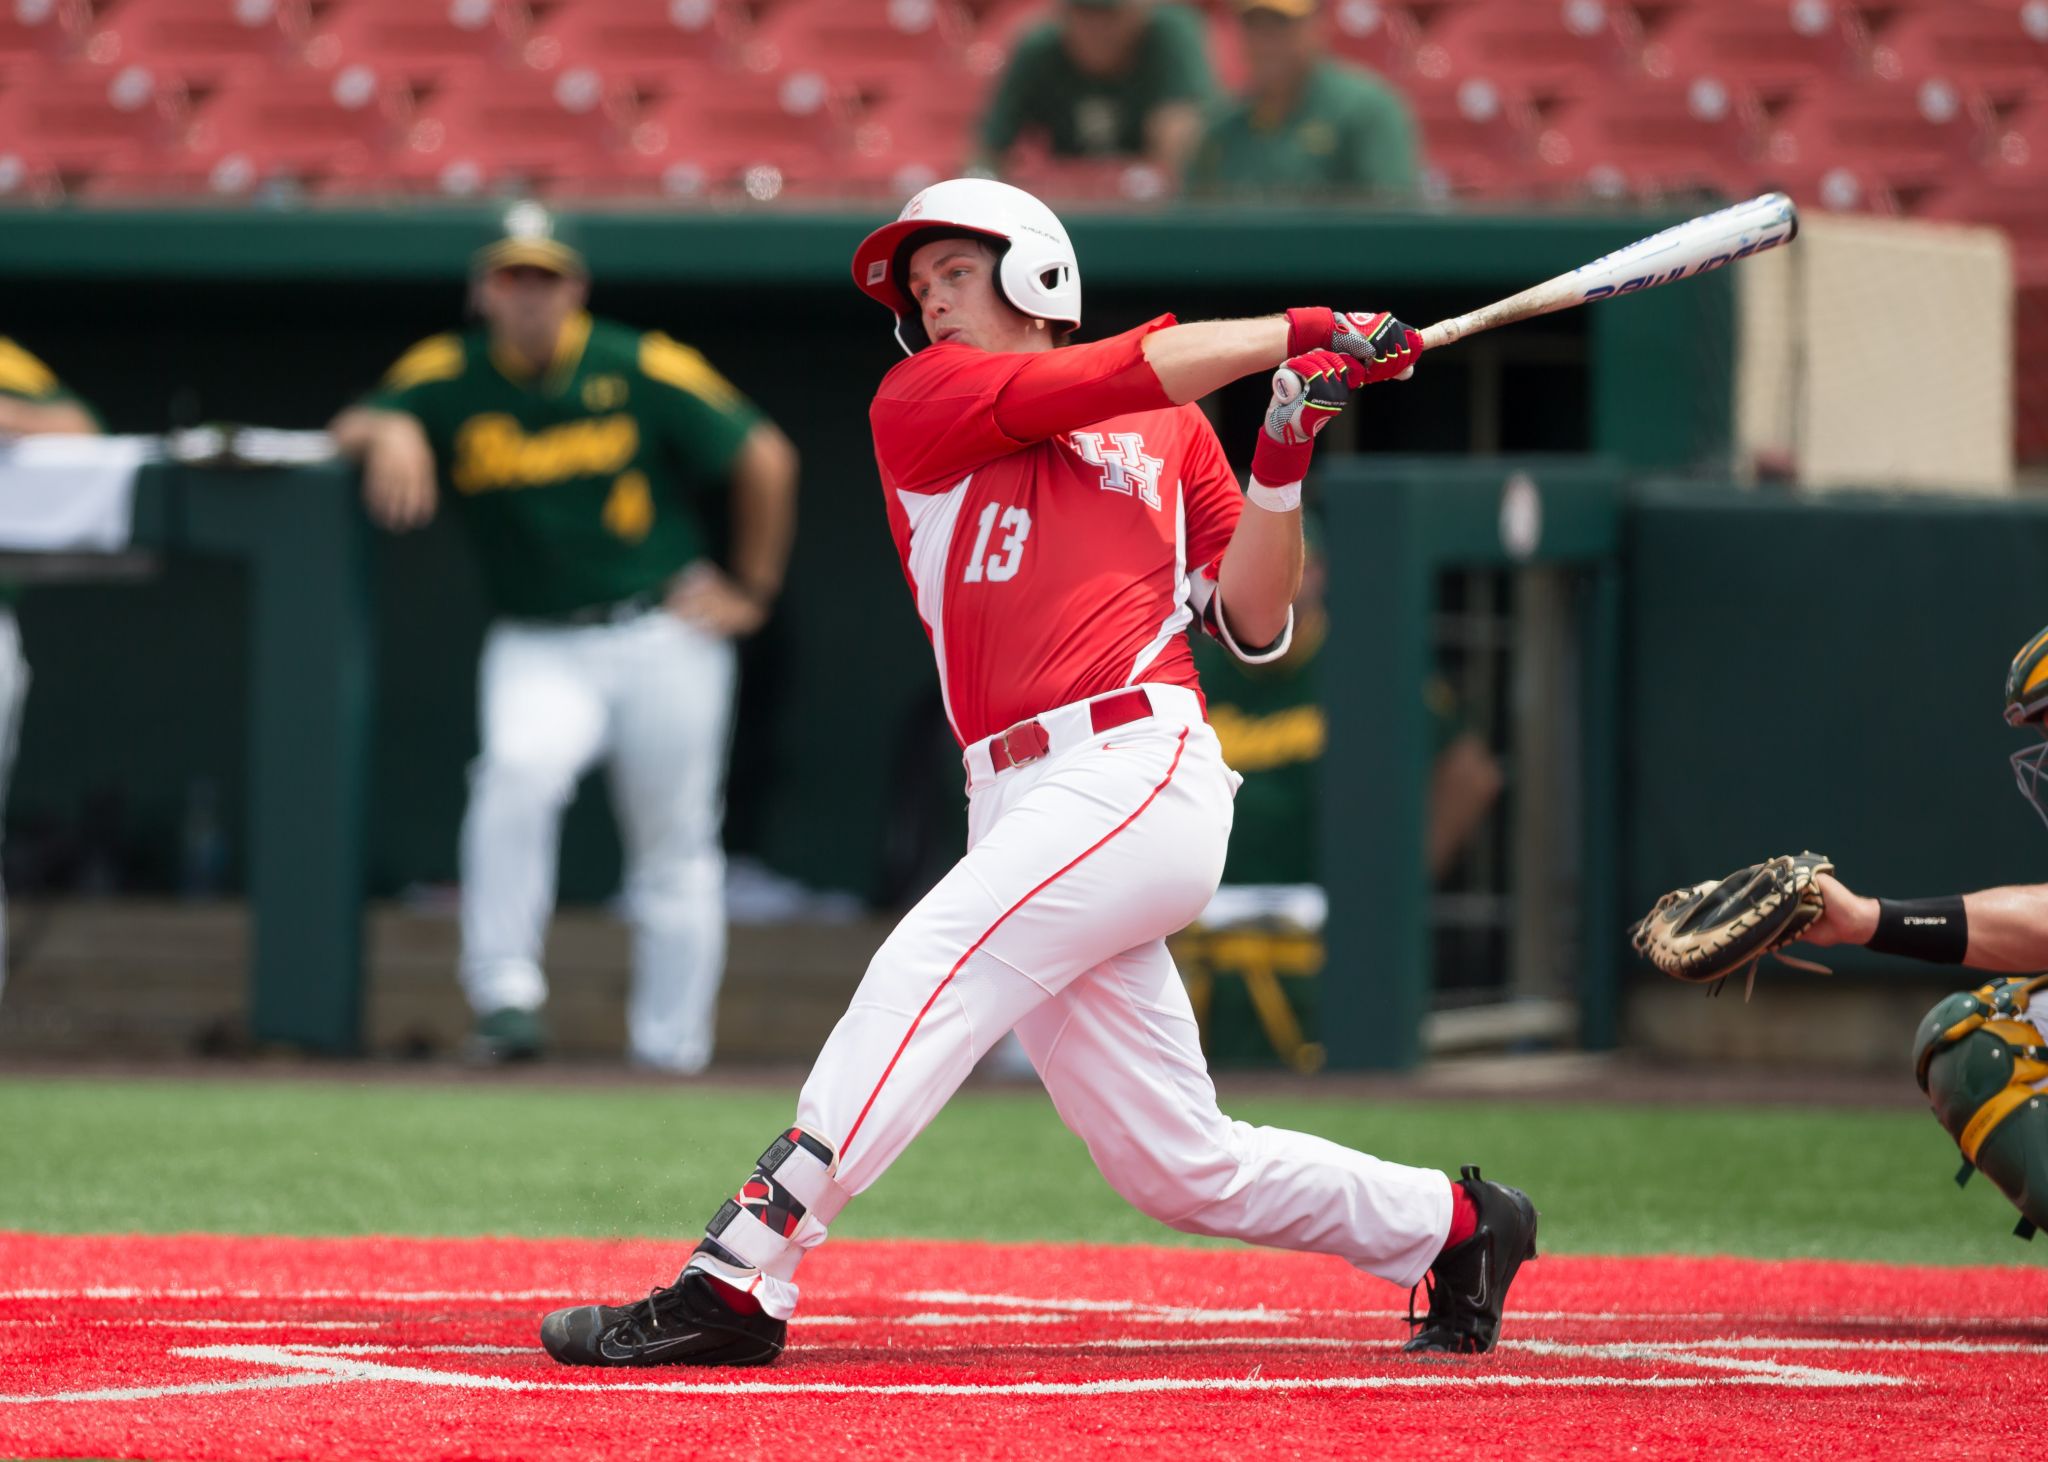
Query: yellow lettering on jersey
1208 704 1326 773
382 334 465 392
638 333 742 412
451 413 641 493
0 338 60 400
602 470 655 543
582 373 629 411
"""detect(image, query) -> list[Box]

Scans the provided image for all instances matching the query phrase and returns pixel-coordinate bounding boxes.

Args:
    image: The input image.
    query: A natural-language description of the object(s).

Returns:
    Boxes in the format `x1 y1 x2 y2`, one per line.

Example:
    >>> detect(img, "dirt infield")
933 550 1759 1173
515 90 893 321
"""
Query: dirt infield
3 1233 2041 1460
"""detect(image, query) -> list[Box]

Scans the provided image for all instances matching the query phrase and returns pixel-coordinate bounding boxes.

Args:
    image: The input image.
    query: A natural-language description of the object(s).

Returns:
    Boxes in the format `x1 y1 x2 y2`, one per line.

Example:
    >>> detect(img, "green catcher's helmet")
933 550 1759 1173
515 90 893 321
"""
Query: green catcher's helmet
2006 623 2048 831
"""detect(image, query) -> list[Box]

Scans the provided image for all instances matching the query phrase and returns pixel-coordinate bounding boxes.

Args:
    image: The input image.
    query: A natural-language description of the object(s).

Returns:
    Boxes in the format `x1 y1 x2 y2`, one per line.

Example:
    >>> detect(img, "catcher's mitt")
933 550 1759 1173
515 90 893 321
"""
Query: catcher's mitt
1630 851 1835 1000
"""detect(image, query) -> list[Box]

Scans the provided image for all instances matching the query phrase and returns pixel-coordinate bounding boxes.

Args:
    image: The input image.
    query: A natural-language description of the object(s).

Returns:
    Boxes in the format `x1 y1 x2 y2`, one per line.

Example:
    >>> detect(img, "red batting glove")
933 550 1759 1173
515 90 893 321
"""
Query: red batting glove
1251 349 1365 486
1285 307 1424 382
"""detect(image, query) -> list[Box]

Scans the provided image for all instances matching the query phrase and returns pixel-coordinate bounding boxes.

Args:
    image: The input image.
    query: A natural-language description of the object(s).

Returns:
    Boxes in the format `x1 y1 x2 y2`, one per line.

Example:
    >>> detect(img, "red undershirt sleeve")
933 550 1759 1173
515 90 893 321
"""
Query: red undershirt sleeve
871 316 1179 491
988 314 1178 442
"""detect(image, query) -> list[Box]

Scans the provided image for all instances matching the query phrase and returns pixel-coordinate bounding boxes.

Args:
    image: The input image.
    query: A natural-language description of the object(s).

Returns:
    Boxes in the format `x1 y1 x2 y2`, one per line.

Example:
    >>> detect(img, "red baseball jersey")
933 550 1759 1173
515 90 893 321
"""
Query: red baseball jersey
871 315 1271 748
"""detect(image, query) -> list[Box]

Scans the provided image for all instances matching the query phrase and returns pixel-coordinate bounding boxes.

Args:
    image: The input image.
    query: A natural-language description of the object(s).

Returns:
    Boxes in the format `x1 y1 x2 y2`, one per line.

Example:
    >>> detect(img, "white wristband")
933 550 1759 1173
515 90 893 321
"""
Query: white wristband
1246 476 1302 512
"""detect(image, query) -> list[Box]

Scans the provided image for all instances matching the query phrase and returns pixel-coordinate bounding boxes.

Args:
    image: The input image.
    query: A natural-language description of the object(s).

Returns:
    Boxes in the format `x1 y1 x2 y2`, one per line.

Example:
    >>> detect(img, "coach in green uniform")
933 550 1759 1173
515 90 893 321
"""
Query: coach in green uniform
1188 0 1419 200
330 205 798 1071
977 0 1215 180
0 338 100 1010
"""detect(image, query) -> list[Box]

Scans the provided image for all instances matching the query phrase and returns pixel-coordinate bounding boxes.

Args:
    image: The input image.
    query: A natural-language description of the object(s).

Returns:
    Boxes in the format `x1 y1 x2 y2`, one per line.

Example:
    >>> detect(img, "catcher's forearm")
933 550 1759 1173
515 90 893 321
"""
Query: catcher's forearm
1956 885 2048 972
1857 883 2048 971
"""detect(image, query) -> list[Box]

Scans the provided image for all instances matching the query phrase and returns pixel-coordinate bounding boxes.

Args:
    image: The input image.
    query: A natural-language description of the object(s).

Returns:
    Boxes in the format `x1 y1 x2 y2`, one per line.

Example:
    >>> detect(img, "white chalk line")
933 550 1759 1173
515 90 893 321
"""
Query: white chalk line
0 1340 1912 1405
0 1330 1952 1407
5 1286 2039 1335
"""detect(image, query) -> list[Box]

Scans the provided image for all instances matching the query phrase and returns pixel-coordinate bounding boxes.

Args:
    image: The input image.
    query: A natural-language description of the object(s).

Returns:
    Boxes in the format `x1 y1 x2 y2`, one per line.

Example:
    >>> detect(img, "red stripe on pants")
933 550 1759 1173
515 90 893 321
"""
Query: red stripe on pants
839 729 1192 1160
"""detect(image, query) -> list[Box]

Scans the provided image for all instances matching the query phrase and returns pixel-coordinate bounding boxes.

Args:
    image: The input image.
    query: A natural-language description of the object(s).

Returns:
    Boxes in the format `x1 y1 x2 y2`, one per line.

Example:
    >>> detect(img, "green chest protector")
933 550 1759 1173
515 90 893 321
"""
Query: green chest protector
1913 974 2048 1241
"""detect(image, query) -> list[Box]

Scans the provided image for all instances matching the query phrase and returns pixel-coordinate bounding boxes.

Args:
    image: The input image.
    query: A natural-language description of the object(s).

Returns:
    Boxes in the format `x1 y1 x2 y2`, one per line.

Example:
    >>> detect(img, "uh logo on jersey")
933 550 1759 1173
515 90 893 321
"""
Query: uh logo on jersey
1068 431 1164 511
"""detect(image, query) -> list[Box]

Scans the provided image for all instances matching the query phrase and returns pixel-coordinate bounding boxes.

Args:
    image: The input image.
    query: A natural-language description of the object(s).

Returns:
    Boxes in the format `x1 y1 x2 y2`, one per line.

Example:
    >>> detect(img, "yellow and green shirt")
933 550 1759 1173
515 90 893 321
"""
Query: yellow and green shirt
361 313 762 619
1188 59 1419 199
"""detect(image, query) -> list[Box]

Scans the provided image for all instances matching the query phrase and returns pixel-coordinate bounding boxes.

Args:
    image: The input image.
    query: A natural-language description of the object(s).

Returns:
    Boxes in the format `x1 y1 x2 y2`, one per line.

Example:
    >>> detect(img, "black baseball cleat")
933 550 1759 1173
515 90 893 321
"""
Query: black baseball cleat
1401 1165 1539 1357
540 1270 786 1368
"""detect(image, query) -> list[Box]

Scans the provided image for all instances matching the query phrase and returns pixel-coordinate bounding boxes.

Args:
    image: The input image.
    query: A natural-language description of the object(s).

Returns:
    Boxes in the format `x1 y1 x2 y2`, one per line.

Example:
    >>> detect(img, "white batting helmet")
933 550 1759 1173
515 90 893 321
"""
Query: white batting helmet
851 178 1081 354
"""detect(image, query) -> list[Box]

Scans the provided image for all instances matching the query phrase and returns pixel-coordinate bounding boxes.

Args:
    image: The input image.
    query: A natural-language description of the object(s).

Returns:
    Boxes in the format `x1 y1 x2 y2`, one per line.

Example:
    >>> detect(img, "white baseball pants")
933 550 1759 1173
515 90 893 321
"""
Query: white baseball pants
713 684 1451 1319
459 607 735 1072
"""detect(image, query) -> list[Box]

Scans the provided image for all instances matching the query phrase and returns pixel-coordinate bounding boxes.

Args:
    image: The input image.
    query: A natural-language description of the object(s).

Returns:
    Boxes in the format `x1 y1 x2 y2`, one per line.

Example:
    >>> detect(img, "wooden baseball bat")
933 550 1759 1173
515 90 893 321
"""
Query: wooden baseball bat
1417 193 1799 351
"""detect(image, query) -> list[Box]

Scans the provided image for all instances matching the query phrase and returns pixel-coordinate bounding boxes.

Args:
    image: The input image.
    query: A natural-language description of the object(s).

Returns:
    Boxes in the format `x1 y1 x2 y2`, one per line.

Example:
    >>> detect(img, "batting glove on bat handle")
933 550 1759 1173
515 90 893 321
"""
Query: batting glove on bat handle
1286 308 1423 382
1252 349 1362 487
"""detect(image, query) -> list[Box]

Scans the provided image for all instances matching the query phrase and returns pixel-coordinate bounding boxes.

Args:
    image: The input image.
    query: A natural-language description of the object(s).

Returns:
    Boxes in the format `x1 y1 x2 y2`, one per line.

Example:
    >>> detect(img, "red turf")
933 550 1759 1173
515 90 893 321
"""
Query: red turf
2 1233 2044 1460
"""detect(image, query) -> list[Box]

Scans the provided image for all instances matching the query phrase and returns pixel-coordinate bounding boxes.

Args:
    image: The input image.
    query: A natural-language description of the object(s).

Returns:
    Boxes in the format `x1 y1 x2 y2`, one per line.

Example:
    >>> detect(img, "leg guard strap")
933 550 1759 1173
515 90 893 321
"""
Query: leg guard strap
691 1127 849 1280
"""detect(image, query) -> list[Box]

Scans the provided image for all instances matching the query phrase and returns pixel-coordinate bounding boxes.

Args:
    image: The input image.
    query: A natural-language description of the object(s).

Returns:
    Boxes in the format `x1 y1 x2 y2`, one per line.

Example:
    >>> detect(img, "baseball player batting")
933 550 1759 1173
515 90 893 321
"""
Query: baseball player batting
541 179 1539 1367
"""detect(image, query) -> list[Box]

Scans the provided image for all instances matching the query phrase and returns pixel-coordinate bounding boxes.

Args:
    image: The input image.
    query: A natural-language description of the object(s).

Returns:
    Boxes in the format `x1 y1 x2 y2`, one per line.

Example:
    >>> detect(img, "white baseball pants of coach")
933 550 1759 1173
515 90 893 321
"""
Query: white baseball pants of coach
458 607 735 1072
732 683 1451 1319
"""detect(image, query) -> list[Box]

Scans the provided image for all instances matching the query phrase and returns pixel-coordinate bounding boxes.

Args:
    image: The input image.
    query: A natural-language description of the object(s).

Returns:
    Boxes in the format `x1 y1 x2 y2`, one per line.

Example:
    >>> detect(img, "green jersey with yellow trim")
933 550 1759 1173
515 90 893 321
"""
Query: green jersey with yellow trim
361 313 762 618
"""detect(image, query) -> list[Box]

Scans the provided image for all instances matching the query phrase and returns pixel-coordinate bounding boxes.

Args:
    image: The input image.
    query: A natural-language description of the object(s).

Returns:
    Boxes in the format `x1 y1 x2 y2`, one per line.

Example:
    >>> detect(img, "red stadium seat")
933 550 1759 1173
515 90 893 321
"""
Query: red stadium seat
1639 0 1870 96
527 0 740 94
391 67 636 195
1866 2 2048 105
0 0 89 71
596 75 850 200
743 0 976 103
1406 74 1541 199
82 0 311 81
307 0 531 82
1410 0 1640 100
0 150 65 200
848 84 987 194
1536 80 1764 201
1001 150 1176 205
1324 0 1421 79
0 63 188 179
179 62 410 193
1766 80 1995 201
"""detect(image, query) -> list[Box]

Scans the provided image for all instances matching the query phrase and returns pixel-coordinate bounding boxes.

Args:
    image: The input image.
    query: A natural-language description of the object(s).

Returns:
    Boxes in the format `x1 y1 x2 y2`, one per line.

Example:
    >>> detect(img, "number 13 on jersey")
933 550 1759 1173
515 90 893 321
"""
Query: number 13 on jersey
962 502 1032 584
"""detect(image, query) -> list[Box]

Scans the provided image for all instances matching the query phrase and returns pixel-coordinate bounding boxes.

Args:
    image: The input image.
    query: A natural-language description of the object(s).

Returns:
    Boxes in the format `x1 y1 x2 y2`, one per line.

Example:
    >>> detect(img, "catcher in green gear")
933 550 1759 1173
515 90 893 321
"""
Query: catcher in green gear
1636 622 2048 1241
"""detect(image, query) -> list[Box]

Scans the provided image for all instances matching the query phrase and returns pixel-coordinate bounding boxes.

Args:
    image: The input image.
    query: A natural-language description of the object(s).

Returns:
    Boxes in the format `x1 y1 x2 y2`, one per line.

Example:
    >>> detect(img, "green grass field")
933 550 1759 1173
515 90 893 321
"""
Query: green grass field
0 1075 2037 1265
